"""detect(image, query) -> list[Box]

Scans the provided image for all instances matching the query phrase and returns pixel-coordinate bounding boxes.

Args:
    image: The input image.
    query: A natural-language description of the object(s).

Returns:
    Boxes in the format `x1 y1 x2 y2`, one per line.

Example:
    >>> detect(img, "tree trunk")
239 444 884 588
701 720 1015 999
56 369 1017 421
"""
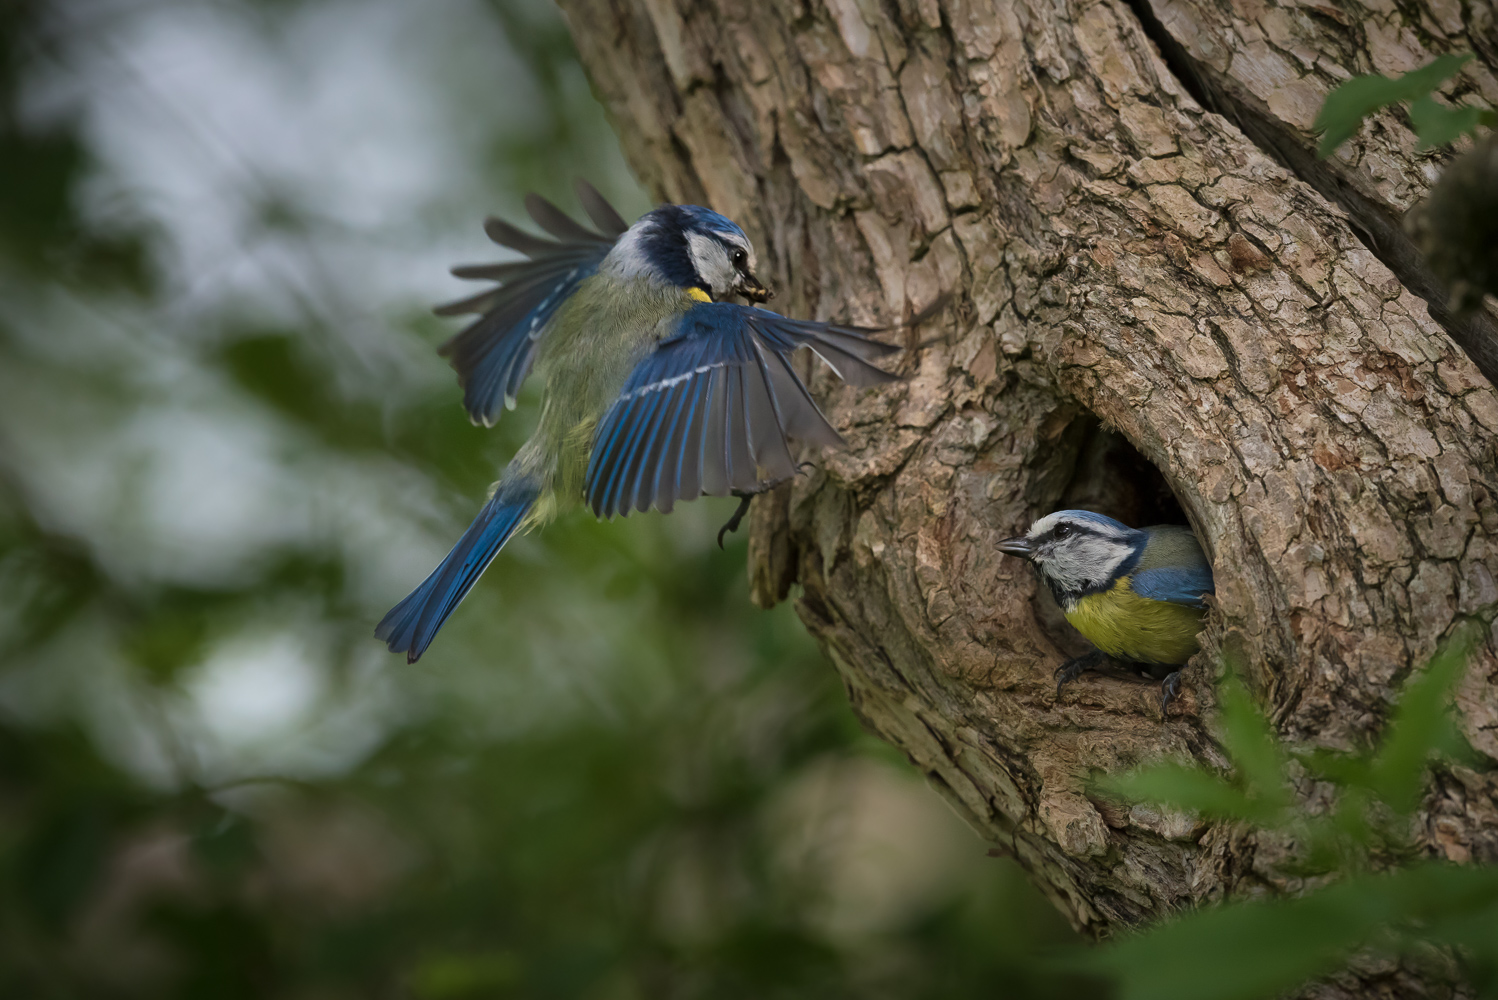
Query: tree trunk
558 0 1498 992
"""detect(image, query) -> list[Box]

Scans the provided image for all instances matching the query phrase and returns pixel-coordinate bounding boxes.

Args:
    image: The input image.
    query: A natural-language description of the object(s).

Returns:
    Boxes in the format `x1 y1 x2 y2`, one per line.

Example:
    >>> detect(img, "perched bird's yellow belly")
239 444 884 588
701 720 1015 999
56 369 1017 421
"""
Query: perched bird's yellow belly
1064 577 1205 665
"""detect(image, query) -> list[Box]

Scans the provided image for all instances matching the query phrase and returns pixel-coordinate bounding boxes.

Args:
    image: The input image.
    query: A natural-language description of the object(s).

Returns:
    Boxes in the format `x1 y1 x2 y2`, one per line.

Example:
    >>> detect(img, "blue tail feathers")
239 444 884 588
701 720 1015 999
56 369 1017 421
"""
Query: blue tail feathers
376 481 539 663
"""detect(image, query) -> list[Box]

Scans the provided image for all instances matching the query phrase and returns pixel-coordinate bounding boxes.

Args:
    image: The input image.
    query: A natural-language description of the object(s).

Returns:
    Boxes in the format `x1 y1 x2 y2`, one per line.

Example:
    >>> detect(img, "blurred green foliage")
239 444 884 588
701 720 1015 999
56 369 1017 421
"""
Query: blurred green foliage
1314 52 1497 157
1091 621 1498 999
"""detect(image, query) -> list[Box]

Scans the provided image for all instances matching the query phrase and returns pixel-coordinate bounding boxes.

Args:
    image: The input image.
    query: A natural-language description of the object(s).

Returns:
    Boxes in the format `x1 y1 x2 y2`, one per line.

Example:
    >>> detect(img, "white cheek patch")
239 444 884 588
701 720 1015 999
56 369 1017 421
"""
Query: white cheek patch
686 231 735 294
1038 532 1134 594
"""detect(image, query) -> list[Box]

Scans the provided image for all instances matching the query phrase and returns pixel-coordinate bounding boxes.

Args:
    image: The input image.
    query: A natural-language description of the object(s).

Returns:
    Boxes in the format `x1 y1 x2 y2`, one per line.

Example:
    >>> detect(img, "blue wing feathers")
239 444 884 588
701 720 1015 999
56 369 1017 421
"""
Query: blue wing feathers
375 482 539 663
1130 566 1215 608
526 192 614 245
615 384 669 516
437 190 623 426
645 382 692 514
721 367 755 488
700 370 730 498
584 302 902 519
747 350 796 479
618 385 670 515
677 375 710 503
1131 524 1214 607
479 215 559 258
575 179 630 237
447 259 536 282
441 261 595 425
632 381 680 513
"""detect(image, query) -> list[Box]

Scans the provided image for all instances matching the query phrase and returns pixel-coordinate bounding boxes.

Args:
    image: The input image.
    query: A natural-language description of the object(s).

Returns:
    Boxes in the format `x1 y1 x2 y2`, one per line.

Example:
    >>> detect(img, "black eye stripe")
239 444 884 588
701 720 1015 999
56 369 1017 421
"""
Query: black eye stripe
1051 522 1106 541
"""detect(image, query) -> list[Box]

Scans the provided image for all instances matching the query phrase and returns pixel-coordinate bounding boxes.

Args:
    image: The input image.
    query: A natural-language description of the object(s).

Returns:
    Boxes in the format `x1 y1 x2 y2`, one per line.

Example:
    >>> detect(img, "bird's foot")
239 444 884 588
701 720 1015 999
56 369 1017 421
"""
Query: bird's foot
715 475 802 548
1054 650 1106 699
717 494 754 548
1159 670 1182 720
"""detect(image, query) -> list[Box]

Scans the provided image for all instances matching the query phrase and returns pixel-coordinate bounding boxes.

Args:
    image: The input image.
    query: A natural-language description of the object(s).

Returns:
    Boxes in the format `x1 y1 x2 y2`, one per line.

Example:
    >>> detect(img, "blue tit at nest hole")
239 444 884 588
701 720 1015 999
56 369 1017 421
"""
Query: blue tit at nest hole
999 509 1214 716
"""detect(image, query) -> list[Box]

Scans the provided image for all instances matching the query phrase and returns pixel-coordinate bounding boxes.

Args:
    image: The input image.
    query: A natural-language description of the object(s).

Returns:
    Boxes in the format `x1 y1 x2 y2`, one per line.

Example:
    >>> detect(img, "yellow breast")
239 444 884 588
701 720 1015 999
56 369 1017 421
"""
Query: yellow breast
1063 577 1205 665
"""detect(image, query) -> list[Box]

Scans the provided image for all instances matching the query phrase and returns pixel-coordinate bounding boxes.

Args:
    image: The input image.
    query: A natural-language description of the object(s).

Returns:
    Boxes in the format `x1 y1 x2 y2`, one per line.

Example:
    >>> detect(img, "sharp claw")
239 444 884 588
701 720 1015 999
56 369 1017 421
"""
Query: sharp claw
1159 671 1183 719
1054 650 1105 700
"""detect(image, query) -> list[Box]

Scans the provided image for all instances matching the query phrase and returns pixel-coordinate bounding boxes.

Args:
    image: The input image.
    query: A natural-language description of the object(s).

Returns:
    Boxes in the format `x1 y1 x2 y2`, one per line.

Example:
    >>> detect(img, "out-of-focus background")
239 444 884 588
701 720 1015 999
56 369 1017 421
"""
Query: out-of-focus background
0 1 1078 996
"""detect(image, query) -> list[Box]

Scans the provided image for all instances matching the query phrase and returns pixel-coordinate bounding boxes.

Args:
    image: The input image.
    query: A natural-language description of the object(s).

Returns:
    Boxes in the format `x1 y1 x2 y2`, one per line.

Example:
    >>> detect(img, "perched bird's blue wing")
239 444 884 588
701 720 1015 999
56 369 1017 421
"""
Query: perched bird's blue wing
1131 524 1214 607
1130 565 1215 607
585 302 901 518
436 180 626 427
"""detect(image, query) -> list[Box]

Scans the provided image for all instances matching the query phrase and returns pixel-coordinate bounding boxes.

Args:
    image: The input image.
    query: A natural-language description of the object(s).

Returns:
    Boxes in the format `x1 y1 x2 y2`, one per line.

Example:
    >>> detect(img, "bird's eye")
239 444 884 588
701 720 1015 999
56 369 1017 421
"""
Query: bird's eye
1053 523 1072 539
731 248 747 269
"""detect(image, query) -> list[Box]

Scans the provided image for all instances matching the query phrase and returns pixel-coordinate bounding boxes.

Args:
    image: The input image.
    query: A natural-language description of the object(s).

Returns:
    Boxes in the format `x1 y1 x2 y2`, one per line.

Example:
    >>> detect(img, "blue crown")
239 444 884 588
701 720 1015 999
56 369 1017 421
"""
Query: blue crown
676 204 747 241
1051 509 1135 532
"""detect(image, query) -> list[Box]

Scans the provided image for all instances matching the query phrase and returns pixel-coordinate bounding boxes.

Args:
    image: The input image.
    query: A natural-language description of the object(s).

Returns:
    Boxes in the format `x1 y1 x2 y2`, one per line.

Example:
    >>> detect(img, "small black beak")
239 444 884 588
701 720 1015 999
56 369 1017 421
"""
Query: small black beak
997 536 1033 558
739 273 773 303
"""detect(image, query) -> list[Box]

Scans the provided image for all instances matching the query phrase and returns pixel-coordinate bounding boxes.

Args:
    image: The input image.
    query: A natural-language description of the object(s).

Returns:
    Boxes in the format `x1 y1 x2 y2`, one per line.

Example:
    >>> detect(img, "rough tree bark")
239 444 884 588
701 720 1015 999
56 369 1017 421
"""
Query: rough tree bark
558 0 1498 994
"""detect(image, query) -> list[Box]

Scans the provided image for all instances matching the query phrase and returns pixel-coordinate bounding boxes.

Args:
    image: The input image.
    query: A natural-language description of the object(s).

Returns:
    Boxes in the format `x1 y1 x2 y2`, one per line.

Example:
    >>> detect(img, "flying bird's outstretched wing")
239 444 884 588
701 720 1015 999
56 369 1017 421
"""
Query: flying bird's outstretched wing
584 302 902 519
436 180 627 426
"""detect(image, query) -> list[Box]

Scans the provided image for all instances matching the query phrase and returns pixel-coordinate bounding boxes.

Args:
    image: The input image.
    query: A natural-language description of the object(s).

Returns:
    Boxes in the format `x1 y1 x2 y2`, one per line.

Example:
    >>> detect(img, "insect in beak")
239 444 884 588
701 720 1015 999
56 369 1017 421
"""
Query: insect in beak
738 273 773 303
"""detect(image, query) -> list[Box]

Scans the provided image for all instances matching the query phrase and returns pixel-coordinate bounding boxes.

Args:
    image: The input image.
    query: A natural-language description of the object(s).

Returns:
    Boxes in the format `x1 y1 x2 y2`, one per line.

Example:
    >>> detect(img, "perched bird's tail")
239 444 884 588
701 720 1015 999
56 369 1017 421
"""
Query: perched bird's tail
376 478 540 663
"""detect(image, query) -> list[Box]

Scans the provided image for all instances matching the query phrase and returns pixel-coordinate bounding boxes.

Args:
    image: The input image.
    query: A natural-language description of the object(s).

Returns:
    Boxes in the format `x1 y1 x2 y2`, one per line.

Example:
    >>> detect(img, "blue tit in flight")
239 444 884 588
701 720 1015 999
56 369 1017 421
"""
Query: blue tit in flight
377 182 905 662
998 510 1214 715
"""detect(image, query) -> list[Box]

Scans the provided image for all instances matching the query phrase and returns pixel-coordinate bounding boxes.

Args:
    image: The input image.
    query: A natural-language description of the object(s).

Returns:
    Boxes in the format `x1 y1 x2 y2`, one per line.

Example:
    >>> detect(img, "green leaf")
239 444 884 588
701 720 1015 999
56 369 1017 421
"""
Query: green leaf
1315 53 1474 157
1216 669 1290 810
1078 863 1498 1000
1368 619 1484 813
1315 76 1405 158
1098 763 1279 824
1293 812 1366 875
1077 888 1381 1000
1409 95 1487 148
1292 747 1373 788
1096 667 1290 826
1390 52 1480 103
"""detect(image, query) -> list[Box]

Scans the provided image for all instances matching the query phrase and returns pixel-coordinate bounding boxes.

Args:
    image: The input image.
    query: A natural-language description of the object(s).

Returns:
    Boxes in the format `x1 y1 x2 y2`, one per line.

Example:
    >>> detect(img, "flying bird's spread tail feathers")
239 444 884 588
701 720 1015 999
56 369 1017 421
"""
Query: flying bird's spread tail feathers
375 479 540 663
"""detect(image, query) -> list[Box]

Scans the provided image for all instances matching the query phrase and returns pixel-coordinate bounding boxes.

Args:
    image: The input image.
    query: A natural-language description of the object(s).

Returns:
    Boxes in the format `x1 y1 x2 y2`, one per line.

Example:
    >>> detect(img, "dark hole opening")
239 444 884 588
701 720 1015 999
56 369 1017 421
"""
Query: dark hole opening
1055 415 1186 529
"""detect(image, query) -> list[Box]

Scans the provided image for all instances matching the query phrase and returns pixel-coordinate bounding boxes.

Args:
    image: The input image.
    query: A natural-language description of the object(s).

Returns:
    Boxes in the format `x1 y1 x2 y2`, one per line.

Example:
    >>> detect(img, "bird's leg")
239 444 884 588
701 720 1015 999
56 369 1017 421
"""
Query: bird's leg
717 494 754 548
716 474 801 548
1054 649 1106 699
1159 670 1183 719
